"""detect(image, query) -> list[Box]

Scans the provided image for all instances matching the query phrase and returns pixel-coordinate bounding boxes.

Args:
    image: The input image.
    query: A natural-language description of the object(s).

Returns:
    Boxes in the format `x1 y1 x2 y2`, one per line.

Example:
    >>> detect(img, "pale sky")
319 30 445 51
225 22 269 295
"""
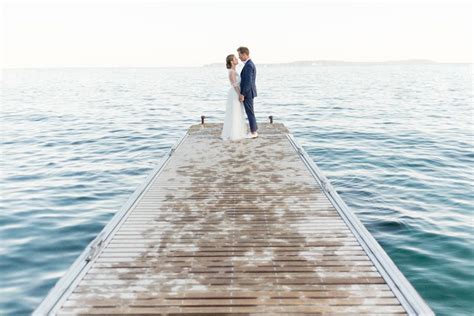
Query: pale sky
1 0 473 68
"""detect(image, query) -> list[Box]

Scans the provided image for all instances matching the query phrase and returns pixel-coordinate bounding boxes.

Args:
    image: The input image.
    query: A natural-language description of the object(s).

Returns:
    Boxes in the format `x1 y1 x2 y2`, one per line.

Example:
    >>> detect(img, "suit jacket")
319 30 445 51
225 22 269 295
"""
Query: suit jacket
240 59 257 98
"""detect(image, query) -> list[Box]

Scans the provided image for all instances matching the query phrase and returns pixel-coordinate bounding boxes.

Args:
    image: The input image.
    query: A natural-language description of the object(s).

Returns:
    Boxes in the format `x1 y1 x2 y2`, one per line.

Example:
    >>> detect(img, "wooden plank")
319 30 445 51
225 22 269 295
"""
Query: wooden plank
62 297 401 307
67 289 395 301
56 305 407 315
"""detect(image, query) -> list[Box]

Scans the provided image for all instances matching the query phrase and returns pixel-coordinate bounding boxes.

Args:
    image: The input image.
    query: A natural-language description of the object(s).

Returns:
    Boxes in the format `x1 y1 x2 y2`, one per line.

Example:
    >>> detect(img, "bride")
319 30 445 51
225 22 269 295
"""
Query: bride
221 54 248 141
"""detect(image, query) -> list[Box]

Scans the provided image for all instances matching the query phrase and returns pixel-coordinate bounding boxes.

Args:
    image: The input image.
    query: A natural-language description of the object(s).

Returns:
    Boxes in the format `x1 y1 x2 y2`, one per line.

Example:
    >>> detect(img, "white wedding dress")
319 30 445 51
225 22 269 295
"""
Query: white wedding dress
221 69 248 140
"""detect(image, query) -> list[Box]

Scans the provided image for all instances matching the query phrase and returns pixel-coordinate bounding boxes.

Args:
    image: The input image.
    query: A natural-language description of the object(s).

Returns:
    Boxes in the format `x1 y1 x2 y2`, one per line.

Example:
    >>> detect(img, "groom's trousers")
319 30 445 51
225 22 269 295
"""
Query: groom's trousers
243 97 258 133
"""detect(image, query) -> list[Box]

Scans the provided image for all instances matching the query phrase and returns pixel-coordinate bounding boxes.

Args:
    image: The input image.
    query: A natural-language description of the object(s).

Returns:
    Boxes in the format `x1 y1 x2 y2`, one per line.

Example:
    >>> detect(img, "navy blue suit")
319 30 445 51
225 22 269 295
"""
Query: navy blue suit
240 59 258 132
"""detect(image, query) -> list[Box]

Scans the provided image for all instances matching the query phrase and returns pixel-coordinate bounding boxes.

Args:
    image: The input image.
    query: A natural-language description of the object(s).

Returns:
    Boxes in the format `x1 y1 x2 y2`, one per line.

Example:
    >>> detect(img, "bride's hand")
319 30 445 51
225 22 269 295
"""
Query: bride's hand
239 94 245 102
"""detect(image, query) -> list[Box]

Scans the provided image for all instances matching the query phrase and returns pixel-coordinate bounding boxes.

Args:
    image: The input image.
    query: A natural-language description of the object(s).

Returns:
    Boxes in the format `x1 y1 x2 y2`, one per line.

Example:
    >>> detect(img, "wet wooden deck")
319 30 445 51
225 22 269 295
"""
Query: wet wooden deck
35 123 432 315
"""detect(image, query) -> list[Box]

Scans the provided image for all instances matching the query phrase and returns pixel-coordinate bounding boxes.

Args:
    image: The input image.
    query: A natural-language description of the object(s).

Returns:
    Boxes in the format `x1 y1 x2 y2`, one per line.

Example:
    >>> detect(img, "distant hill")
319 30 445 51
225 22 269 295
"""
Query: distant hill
204 59 438 67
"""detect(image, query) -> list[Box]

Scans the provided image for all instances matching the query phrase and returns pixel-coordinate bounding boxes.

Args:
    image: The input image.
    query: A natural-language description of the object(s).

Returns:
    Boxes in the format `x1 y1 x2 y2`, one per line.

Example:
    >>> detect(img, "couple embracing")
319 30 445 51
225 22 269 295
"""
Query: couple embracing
221 46 258 141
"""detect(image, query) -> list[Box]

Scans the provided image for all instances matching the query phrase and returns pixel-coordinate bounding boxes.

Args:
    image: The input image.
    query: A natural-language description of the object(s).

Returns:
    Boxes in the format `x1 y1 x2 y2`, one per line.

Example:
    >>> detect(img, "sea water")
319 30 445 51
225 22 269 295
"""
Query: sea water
1 65 472 315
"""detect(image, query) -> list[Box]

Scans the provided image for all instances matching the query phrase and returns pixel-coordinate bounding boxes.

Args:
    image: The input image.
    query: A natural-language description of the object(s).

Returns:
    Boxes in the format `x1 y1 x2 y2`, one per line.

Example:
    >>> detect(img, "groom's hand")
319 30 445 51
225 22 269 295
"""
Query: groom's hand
239 94 245 102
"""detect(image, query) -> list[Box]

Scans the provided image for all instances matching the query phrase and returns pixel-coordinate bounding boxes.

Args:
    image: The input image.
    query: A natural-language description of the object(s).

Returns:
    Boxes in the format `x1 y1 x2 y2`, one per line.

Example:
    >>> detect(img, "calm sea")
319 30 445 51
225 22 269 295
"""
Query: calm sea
1 65 473 315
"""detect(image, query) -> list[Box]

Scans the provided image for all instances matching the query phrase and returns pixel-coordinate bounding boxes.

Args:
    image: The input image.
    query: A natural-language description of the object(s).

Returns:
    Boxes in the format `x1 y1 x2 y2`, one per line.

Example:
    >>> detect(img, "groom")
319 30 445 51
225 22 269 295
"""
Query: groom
237 46 258 138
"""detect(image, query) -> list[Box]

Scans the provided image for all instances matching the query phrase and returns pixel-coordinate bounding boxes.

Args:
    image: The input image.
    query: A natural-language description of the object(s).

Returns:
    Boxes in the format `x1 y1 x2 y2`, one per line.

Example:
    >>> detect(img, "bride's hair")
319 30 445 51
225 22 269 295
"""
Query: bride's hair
226 54 234 69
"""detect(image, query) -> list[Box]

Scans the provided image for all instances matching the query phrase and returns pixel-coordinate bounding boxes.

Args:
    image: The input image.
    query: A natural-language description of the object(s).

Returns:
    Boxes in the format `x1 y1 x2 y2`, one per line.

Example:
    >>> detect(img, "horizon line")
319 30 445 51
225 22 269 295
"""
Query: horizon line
2 59 472 70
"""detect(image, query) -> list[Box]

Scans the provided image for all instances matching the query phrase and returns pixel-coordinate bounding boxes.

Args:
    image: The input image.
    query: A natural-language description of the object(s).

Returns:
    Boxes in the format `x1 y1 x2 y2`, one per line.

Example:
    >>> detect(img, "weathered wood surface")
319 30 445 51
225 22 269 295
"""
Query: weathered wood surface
56 123 407 315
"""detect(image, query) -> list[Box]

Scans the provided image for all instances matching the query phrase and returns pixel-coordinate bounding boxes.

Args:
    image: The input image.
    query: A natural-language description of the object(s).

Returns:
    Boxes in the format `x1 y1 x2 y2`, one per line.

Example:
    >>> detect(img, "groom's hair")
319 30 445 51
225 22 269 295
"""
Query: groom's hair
237 46 249 55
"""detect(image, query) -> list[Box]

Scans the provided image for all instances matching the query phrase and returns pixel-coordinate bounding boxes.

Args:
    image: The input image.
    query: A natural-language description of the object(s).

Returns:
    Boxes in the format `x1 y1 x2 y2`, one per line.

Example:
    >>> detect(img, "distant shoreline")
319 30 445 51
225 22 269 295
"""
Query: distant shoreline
203 59 470 67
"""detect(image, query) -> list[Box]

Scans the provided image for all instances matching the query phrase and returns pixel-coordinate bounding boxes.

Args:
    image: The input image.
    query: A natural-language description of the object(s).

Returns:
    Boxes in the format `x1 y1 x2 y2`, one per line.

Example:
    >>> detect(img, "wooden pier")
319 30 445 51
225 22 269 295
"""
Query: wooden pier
34 122 433 315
